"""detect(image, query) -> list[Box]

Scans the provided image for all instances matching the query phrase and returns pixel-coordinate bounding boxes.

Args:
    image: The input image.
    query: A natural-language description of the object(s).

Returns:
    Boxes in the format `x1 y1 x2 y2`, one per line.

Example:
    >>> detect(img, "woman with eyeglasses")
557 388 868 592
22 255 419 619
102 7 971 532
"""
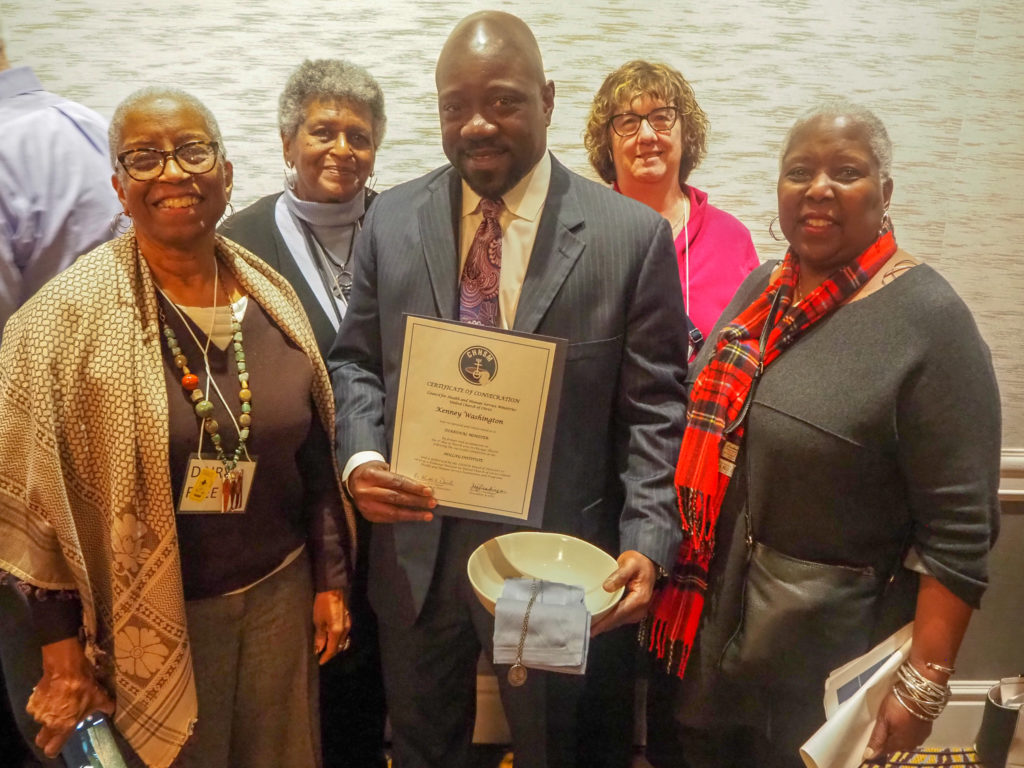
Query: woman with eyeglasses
584 60 758 358
219 58 388 768
581 59 759 765
0 86 353 768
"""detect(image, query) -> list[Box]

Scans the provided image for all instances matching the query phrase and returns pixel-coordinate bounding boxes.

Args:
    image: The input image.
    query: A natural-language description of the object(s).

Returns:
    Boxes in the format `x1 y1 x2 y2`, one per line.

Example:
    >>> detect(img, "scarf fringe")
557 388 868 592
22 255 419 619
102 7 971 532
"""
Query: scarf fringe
643 588 703 678
643 554 709 678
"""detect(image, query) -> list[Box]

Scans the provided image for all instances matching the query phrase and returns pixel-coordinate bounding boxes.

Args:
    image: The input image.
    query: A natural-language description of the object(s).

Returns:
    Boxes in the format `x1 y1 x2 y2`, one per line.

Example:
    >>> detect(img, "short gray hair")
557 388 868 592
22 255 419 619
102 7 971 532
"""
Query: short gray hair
781 98 893 182
109 87 225 170
278 59 387 148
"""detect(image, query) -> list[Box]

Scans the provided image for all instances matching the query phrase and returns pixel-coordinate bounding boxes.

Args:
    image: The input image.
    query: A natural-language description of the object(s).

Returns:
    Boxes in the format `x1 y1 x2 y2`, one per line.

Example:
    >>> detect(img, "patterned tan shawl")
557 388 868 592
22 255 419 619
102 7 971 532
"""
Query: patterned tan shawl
0 230 355 768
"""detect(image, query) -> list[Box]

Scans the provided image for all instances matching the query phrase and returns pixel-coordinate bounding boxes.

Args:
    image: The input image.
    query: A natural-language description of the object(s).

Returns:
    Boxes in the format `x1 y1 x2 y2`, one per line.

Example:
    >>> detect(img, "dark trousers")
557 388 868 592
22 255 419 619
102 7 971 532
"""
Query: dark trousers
319 516 387 768
377 519 636 768
652 724 805 768
0 581 62 767
645 668 815 768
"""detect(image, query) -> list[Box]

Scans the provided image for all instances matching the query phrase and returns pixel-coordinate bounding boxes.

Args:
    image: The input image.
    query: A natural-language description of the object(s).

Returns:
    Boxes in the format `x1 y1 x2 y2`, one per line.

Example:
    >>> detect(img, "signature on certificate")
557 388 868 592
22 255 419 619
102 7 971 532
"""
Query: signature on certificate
415 473 455 489
470 483 506 496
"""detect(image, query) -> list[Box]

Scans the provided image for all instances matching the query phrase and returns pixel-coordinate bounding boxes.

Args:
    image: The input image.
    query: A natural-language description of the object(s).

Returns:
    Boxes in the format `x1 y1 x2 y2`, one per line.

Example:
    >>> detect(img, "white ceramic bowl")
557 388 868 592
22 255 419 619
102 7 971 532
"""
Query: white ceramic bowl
467 532 624 621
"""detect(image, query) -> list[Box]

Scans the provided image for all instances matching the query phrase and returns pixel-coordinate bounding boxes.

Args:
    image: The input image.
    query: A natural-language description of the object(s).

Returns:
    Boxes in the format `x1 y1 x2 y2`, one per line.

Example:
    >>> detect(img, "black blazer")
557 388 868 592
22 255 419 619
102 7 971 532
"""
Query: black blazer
220 189 377 358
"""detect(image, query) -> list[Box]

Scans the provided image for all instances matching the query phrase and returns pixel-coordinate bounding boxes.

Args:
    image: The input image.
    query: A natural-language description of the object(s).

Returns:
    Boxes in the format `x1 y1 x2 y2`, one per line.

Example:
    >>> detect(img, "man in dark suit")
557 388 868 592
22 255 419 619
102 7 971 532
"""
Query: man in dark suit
329 11 688 768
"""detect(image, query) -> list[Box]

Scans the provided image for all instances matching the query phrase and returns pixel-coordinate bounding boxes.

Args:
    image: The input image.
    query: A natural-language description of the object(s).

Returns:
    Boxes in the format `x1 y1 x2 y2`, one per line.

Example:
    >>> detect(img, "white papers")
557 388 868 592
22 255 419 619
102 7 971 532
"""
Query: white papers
800 623 914 768
1010 707 1024 767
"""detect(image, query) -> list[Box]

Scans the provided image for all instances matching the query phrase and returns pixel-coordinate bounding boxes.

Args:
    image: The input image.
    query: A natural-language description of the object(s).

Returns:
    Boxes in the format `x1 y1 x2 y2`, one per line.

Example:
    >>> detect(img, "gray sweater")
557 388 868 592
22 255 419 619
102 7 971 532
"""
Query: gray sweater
675 260 1001 746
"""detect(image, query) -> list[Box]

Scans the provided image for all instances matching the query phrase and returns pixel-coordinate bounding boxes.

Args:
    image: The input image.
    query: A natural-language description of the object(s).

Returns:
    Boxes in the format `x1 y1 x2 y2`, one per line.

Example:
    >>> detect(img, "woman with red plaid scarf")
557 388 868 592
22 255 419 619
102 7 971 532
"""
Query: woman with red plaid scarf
643 101 1000 768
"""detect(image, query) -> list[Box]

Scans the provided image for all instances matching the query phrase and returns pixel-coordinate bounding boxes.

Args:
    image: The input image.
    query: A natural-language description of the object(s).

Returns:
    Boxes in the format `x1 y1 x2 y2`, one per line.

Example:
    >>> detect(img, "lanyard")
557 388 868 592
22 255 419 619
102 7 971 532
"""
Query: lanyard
155 266 250 461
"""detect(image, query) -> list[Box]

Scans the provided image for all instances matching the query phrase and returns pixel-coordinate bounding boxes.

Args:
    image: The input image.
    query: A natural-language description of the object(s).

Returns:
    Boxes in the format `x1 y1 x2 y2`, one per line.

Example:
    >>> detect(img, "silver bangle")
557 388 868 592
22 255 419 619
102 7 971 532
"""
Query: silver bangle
892 684 933 722
891 660 950 722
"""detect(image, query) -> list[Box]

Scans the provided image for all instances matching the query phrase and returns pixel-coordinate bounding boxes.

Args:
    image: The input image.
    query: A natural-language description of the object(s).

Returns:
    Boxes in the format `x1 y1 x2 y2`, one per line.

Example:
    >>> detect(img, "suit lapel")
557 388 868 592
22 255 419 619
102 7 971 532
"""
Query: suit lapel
418 169 461 320
513 157 585 333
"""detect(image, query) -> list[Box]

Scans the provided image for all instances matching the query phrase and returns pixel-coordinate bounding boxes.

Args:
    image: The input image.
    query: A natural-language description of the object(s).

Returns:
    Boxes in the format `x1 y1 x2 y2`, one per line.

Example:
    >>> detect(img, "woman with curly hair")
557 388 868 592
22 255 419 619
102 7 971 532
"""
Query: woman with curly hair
585 60 758 357
220 57 389 768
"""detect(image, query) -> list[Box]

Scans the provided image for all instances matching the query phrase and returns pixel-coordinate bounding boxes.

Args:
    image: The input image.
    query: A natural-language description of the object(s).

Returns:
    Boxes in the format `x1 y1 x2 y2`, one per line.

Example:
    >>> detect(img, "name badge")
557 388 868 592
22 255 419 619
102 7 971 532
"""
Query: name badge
178 454 257 514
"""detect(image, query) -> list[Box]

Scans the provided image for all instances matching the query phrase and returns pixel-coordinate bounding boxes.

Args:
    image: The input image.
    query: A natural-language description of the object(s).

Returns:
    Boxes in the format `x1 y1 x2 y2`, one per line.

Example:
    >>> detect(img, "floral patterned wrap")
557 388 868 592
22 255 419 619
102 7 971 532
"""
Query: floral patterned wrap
0 230 353 768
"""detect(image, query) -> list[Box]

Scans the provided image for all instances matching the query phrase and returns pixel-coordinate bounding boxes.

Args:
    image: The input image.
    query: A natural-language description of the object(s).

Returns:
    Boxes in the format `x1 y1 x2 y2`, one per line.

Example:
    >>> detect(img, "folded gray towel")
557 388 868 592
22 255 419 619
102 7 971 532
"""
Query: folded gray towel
493 578 591 675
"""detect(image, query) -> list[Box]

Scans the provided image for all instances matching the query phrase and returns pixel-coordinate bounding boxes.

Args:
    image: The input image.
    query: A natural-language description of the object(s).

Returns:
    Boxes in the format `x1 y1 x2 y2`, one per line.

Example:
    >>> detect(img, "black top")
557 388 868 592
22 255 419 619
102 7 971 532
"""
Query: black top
159 292 347 599
17 287 349 638
220 189 379 603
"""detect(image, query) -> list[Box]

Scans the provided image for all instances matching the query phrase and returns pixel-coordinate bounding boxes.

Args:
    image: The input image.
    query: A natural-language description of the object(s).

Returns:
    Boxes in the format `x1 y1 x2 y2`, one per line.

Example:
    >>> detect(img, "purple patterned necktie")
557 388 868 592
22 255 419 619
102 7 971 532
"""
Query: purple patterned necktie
459 198 503 327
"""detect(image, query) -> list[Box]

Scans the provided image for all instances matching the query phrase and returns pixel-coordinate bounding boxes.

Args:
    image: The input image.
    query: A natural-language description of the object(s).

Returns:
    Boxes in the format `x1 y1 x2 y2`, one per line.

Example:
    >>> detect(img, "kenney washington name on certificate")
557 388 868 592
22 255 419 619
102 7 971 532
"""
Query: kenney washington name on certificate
390 316 566 527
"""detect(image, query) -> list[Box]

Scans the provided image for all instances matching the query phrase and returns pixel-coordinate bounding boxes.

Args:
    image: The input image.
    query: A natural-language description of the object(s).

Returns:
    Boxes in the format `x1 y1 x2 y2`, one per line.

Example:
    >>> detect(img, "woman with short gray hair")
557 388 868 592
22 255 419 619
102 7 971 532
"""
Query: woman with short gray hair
220 58 389 768
646 100 999 768
1 86 353 768
222 58 385 345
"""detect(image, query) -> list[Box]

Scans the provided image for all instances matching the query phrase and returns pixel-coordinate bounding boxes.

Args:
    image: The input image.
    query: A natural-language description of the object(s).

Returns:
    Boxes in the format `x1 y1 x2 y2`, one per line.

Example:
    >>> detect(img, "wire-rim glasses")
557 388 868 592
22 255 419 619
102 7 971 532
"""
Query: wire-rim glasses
609 106 679 137
117 141 220 181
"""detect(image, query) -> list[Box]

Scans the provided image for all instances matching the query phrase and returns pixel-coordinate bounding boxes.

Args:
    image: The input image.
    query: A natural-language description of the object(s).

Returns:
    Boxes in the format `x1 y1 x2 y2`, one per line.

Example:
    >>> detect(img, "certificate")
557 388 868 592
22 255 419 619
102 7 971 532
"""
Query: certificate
390 316 566 527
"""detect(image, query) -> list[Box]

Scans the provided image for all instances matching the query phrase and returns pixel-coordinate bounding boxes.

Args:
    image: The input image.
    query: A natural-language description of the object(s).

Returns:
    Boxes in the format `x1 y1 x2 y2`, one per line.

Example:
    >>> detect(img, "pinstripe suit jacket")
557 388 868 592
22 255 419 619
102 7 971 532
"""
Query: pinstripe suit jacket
329 155 688 623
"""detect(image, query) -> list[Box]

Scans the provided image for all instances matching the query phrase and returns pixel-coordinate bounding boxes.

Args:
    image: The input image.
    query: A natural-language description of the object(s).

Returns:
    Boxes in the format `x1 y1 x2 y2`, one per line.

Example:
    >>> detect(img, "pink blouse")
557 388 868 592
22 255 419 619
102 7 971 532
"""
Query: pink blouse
675 185 759 347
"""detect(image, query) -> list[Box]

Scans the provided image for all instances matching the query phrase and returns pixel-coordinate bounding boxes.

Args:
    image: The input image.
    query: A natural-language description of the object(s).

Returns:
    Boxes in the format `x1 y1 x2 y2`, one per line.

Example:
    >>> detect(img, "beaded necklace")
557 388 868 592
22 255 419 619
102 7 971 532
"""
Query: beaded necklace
157 259 252 475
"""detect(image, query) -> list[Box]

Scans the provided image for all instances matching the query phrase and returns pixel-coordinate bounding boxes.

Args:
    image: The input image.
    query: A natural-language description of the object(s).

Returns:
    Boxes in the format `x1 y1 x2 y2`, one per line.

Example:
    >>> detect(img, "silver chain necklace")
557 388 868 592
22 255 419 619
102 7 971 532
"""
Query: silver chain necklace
508 579 540 687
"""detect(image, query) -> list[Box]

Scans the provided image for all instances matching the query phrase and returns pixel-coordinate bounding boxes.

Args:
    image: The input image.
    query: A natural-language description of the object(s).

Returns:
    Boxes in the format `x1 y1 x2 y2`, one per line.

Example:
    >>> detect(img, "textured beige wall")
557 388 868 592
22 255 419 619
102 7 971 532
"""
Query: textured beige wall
4 0 1021 450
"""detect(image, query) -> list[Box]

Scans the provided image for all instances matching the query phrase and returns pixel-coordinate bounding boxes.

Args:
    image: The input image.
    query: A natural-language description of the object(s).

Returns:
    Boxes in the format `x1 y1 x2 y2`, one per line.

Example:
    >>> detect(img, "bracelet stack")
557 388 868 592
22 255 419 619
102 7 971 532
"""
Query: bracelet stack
892 660 951 721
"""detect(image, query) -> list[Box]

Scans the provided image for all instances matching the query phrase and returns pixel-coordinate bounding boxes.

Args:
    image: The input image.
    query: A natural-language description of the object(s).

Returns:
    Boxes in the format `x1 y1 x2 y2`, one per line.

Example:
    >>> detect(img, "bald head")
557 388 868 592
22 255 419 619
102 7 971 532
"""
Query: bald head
434 11 554 199
436 11 546 90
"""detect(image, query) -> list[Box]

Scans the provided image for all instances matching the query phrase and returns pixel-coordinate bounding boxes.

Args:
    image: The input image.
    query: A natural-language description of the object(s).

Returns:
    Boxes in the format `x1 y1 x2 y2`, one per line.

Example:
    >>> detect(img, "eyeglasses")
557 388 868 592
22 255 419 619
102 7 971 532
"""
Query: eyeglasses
117 141 220 181
609 106 679 137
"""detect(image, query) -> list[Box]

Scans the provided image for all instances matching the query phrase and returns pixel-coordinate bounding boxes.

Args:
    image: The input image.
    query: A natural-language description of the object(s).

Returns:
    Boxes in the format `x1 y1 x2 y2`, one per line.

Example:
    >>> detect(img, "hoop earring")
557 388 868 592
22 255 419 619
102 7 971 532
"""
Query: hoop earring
283 162 297 191
110 210 132 235
880 209 893 235
219 200 236 226
768 216 785 242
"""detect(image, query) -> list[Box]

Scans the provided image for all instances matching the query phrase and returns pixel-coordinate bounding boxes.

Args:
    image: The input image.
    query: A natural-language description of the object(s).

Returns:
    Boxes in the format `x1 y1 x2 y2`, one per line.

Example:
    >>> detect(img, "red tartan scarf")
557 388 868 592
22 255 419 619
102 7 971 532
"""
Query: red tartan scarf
645 230 897 677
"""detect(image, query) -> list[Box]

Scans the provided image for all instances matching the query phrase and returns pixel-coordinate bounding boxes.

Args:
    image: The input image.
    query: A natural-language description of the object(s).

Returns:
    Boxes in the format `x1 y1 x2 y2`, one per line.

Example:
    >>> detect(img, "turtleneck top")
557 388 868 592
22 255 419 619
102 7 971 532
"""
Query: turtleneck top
275 187 366 327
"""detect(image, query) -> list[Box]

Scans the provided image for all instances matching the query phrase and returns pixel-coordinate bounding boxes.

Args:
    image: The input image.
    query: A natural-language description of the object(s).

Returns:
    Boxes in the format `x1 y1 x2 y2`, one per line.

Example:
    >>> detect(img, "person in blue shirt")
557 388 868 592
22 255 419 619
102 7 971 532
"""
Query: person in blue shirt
0 26 120 767
0 28 120 342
